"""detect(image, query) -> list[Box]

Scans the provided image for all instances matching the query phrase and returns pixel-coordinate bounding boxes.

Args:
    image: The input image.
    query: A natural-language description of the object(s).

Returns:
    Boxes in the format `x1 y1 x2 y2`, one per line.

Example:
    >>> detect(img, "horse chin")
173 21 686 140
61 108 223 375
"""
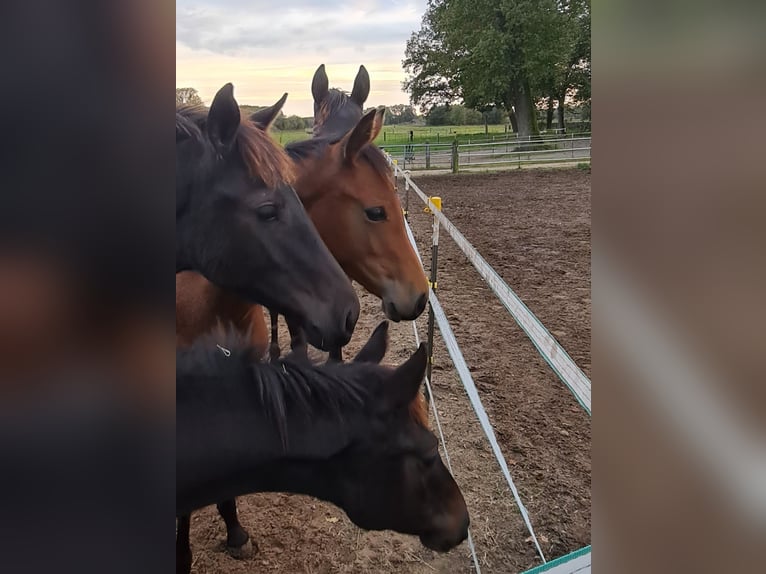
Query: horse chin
381 299 402 322
303 323 328 351
419 532 459 553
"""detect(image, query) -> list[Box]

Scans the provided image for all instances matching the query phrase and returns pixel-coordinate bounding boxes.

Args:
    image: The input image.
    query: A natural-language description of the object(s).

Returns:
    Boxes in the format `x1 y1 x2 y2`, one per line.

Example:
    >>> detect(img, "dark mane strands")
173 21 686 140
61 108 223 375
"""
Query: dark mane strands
315 89 354 130
177 330 432 442
177 332 372 426
176 103 295 189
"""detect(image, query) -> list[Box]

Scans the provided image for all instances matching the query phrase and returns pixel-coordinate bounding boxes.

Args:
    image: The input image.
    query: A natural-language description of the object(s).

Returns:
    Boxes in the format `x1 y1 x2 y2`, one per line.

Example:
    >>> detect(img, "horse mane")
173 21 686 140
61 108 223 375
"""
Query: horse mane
176 104 295 189
177 330 430 446
176 106 205 140
286 137 393 184
177 330 373 446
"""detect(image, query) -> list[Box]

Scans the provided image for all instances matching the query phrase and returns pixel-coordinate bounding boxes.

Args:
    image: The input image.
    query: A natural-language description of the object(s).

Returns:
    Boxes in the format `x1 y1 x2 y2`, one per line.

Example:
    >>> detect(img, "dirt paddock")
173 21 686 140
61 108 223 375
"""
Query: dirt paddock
188 168 591 573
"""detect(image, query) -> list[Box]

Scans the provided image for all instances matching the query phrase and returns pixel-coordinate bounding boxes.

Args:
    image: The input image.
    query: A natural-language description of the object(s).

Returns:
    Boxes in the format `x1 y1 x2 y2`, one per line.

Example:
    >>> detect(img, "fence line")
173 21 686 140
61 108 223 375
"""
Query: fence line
409 319 483 574
397 162 593 571
383 135 591 172
401 215 547 565
408 210 544 569
393 160 591 414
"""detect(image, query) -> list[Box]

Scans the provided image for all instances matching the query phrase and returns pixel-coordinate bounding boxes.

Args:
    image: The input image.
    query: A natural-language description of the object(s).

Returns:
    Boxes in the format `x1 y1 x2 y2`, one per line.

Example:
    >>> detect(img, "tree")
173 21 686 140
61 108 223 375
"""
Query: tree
424 104 486 126
425 105 451 126
538 0 591 132
176 87 202 106
385 104 419 125
404 0 589 138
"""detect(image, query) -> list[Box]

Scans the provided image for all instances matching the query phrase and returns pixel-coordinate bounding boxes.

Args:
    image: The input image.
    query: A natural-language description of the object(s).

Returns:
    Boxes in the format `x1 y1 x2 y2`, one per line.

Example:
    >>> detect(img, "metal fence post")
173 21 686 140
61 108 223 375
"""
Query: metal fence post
451 140 459 174
425 195 442 404
425 142 431 170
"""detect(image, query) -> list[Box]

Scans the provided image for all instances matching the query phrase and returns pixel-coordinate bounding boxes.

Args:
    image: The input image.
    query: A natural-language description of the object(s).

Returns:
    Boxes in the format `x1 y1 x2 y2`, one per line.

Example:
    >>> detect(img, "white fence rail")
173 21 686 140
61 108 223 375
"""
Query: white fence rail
390 158 591 572
393 160 592 413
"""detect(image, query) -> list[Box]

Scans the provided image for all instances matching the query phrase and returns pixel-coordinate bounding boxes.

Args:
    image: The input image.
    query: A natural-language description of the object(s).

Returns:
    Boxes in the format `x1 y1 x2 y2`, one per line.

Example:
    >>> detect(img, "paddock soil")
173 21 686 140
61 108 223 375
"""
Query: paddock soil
187 168 591 573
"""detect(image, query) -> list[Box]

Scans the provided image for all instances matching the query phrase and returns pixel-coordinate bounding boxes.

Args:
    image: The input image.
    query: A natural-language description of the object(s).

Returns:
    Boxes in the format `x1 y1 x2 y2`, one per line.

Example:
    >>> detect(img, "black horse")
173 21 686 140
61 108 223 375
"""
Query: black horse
176 322 469 574
176 83 359 351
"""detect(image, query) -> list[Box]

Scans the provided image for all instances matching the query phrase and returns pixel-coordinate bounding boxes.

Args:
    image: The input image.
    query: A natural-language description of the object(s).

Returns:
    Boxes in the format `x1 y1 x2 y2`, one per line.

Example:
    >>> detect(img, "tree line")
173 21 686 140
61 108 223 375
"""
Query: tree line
176 88 515 129
402 0 591 137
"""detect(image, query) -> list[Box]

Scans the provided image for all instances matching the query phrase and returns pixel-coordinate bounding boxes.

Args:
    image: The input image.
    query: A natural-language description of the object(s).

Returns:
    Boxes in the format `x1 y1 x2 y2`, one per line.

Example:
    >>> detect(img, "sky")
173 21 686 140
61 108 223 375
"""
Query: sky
176 0 428 116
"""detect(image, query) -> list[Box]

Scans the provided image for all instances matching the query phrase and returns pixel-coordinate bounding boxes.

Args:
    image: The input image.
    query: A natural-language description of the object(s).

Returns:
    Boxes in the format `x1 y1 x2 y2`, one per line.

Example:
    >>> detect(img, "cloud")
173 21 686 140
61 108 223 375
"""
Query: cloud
176 0 426 115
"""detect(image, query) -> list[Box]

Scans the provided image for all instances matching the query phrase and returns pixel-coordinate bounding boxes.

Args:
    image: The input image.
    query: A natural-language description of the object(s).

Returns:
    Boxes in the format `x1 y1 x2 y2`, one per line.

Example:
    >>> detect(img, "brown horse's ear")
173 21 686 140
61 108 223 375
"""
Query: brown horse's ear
312 64 329 104
351 65 370 107
250 93 288 131
208 83 241 152
384 343 427 408
374 106 386 134
342 108 382 163
353 321 389 364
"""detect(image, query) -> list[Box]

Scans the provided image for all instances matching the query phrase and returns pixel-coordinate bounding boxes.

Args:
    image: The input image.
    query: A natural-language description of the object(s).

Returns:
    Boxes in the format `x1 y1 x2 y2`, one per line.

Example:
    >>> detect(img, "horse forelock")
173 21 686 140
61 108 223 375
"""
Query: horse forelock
176 104 295 189
236 120 296 189
314 89 366 138
176 105 207 140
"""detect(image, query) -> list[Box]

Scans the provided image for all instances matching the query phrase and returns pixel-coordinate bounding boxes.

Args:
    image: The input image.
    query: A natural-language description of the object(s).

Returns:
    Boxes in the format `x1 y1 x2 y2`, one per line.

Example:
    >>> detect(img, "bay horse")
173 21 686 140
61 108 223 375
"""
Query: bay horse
176 321 469 574
264 63 430 360
176 83 359 351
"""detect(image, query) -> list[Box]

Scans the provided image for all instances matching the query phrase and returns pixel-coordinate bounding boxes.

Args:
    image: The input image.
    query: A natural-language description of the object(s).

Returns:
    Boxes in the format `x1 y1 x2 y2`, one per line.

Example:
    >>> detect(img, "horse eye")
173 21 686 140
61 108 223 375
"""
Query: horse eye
256 203 278 222
364 206 387 222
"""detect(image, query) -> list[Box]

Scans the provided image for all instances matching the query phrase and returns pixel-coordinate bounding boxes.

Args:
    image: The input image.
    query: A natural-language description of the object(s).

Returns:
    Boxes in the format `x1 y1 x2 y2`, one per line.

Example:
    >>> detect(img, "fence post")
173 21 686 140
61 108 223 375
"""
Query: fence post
425 142 431 170
404 174 410 220
571 132 575 159
425 195 442 404
451 140 459 174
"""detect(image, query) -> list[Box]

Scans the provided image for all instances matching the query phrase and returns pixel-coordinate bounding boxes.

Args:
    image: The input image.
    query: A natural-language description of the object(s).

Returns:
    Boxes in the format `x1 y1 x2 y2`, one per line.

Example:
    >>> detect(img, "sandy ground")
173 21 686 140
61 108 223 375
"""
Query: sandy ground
187 168 591 573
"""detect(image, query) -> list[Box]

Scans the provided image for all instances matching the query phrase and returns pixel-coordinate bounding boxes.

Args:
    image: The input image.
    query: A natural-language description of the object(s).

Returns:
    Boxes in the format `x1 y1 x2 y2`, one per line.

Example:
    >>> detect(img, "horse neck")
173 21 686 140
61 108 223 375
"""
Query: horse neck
197 457 346 513
176 359 367 513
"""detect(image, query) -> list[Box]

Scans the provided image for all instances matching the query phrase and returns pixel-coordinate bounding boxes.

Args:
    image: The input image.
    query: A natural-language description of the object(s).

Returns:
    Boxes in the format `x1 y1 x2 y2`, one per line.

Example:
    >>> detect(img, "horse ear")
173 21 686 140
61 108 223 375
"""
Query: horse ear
384 343 427 409
351 65 370 107
353 321 389 364
374 106 386 134
208 83 241 152
250 93 288 131
342 108 381 163
312 64 329 104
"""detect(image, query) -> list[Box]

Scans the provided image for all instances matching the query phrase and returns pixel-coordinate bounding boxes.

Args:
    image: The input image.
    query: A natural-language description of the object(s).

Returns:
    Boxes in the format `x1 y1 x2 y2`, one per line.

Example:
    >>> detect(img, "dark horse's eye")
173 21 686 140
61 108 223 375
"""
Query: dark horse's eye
364 206 387 222
256 203 278 222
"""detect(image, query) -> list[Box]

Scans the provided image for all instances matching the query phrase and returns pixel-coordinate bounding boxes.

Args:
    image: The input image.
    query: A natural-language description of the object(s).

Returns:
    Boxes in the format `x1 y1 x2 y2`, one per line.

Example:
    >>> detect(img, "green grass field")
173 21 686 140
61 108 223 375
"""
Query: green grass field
270 123 589 147
270 124 517 146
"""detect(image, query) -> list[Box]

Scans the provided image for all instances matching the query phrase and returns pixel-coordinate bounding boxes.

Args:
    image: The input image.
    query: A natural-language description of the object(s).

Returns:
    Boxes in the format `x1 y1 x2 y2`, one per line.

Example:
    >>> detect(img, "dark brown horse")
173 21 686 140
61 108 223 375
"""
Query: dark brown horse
311 63 370 138
176 84 359 351
176 322 469 574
